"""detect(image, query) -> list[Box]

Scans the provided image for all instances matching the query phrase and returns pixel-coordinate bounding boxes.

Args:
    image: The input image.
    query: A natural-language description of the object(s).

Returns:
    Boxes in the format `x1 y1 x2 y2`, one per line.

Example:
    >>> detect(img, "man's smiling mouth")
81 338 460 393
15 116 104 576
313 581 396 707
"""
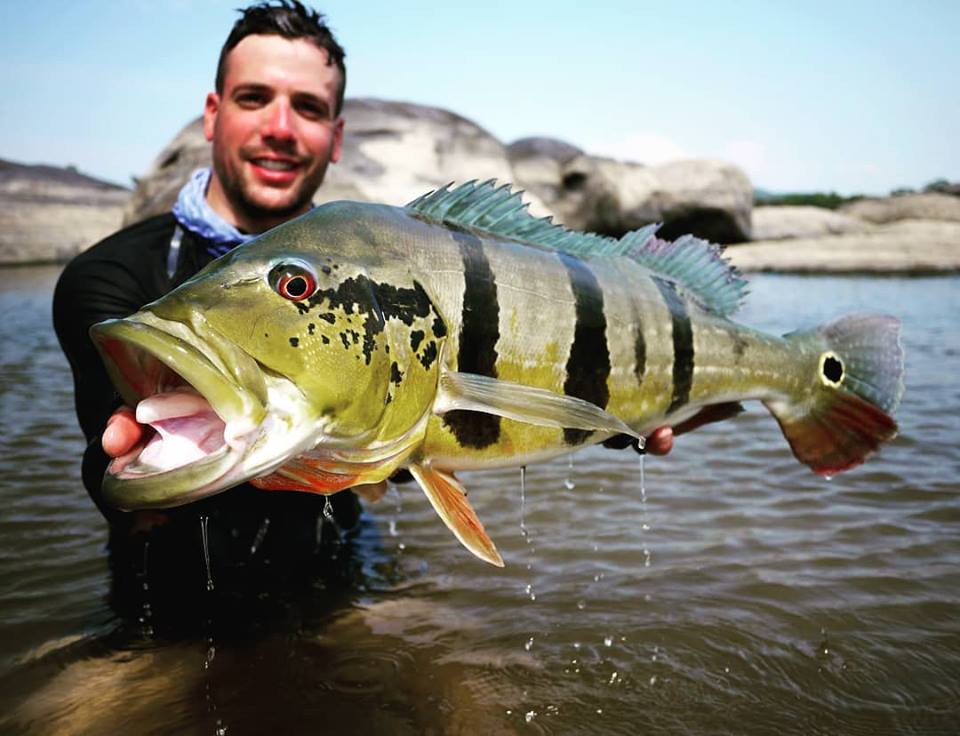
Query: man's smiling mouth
251 158 299 171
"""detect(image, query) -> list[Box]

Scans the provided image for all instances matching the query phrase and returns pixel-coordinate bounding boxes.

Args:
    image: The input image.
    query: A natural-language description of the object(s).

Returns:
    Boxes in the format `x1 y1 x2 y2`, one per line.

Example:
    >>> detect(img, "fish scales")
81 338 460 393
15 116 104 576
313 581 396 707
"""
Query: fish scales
89 181 905 567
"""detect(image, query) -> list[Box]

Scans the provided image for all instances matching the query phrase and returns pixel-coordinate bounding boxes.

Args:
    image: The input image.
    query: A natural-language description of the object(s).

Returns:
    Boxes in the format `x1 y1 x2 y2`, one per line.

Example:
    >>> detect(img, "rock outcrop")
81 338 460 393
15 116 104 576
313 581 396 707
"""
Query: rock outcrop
507 143 753 243
727 219 960 273
0 159 129 265
750 205 871 240
124 98 550 225
839 192 960 224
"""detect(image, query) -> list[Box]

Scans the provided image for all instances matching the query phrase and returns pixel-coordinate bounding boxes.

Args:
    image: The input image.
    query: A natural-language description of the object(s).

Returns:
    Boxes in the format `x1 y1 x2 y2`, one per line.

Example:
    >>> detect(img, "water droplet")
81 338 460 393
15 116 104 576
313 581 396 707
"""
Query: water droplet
576 599 587 610
596 708 603 714
388 519 398 537
323 495 335 521
603 636 613 647
524 637 534 652
249 516 270 556
573 642 581 650
525 711 536 723
608 671 620 685
199 515 214 592
519 466 528 541
649 675 658 685
397 542 406 551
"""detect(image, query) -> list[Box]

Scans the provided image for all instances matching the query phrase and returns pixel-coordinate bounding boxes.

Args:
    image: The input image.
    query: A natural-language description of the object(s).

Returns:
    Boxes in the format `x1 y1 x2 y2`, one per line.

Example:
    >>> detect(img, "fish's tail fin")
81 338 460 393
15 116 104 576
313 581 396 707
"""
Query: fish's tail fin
765 313 904 476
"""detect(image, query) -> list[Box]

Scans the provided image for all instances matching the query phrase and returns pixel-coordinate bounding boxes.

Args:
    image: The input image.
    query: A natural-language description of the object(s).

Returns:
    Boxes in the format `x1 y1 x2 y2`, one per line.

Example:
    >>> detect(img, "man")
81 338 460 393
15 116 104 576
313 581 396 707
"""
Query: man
54 2 359 614
55 1 676 615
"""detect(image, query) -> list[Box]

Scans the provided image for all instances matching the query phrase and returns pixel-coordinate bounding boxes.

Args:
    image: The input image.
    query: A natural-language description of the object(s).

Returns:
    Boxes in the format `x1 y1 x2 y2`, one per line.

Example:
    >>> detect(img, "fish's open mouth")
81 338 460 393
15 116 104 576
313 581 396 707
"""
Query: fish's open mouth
90 313 269 510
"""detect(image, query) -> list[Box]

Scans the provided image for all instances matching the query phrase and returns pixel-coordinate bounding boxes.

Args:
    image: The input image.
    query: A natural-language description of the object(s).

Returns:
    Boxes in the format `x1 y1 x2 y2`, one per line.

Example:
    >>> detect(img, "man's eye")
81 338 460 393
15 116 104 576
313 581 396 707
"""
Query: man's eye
297 104 327 120
236 93 266 107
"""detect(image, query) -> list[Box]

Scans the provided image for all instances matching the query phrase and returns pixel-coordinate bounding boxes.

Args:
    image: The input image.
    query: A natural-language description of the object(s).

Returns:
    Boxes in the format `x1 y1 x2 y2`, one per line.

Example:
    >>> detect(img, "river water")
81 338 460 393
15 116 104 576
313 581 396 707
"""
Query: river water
0 266 957 735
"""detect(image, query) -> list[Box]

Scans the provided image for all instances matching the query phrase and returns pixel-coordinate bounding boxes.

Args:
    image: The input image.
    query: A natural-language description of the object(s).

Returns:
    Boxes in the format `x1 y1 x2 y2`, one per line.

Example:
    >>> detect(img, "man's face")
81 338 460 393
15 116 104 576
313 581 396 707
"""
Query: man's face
204 34 344 231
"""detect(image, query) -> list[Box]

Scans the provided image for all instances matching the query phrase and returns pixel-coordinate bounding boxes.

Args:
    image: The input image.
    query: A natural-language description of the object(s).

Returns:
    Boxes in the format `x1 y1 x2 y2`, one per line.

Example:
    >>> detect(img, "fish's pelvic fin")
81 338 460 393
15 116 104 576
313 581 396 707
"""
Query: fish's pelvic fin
409 464 504 567
766 313 904 476
406 180 747 316
436 371 640 438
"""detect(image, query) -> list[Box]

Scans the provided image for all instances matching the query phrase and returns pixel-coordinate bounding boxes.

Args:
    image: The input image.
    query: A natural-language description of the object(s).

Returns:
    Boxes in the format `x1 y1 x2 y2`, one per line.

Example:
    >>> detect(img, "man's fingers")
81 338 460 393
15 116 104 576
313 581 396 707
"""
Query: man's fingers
102 407 145 458
644 426 674 456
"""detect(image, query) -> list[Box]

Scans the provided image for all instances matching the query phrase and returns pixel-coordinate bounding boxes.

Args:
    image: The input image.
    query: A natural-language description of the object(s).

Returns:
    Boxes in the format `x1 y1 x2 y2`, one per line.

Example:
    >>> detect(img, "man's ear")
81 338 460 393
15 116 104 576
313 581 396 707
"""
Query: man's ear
203 92 221 142
329 117 345 164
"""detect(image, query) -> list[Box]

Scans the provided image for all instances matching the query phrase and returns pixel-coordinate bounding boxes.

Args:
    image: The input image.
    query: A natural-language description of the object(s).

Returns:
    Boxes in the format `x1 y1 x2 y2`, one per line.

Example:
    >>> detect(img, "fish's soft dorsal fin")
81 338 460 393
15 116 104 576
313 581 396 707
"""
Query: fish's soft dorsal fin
406 180 747 316
620 230 748 316
409 464 504 567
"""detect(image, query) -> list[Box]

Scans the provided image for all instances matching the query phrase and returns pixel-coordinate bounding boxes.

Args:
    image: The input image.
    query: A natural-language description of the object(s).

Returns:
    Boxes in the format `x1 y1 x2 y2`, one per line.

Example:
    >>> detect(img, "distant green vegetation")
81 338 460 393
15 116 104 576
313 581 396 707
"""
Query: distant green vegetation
755 179 958 209
754 191 857 209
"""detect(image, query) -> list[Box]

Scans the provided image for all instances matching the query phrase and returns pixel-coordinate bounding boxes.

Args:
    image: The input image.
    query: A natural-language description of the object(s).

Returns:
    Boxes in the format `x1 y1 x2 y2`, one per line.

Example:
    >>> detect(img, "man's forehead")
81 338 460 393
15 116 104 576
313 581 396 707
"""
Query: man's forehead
222 34 341 98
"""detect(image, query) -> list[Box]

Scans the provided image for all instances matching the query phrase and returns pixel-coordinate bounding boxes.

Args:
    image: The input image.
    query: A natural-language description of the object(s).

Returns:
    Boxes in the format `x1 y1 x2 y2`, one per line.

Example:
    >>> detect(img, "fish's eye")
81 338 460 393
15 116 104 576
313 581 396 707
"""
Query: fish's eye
269 262 318 301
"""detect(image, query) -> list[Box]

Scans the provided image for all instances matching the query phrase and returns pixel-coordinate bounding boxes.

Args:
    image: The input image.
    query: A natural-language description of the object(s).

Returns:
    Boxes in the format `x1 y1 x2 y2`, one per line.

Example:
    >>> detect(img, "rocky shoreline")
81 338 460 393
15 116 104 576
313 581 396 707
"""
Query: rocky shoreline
2 98 957 273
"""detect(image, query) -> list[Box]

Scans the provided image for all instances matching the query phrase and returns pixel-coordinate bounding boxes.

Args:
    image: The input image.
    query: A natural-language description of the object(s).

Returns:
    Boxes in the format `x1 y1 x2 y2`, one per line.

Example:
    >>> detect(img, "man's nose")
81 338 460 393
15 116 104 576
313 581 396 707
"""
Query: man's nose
262 99 296 142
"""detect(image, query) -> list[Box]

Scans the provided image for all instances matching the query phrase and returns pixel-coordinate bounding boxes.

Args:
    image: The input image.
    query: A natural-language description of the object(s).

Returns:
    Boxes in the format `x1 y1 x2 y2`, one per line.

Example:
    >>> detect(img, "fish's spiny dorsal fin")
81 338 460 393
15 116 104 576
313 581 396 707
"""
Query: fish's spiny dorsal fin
406 180 748 316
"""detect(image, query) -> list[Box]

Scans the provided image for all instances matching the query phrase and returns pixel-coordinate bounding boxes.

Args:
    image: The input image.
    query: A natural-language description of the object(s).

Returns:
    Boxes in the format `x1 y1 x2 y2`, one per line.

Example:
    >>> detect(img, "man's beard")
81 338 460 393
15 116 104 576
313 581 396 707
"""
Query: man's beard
214 152 329 231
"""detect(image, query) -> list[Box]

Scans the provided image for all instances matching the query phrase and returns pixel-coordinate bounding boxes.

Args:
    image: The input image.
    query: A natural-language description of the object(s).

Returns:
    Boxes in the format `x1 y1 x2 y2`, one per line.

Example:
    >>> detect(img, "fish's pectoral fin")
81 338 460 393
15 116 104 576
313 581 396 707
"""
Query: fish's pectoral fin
435 371 640 439
409 463 504 567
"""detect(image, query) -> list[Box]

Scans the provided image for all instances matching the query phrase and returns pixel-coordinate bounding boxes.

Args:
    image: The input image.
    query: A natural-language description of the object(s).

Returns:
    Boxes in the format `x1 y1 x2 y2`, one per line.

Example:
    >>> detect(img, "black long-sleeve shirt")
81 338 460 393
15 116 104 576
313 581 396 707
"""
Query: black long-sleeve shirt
53 214 360 593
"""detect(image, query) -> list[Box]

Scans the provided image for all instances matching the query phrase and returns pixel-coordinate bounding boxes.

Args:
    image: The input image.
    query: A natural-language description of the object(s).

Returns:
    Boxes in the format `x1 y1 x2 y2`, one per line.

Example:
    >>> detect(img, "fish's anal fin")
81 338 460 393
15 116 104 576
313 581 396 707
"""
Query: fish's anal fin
766 392 897 476
672 402 745 437
436 370 640 438
250 456 358 494
409 464 504 567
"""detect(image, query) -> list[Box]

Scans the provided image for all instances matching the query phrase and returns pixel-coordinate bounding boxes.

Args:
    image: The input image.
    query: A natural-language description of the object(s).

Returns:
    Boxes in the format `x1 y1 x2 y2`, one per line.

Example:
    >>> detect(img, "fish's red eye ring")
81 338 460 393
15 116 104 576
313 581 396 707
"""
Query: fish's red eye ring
269 262 318 301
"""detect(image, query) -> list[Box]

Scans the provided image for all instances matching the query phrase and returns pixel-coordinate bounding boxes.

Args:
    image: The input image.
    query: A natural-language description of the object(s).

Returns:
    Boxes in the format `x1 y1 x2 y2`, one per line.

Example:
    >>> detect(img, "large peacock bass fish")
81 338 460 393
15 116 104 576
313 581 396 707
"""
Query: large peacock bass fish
91 181 905 566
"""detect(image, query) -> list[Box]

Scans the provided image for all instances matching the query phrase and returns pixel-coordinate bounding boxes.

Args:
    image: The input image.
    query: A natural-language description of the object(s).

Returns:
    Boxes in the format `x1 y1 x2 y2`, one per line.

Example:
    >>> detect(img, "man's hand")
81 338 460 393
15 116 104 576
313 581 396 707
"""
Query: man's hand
102 406 145 458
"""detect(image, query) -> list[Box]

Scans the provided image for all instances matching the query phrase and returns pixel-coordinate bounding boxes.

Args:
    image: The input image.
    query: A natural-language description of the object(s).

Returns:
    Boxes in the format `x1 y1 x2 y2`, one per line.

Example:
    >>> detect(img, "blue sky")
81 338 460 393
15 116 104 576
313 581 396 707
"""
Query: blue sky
2 0 957 195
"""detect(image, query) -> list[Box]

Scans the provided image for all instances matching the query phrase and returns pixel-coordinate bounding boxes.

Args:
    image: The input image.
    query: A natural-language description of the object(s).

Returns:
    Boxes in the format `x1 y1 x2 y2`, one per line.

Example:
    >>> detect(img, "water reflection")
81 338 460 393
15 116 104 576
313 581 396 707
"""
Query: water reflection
1 268 959 734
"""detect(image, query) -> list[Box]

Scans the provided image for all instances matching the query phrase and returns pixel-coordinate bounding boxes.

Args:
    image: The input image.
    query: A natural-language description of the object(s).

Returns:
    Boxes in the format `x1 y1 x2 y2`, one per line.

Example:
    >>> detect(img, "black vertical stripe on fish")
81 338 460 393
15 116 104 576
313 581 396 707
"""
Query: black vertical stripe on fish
559 253 610 445
654 277 694 414
630 299 647 385
443 228 501 448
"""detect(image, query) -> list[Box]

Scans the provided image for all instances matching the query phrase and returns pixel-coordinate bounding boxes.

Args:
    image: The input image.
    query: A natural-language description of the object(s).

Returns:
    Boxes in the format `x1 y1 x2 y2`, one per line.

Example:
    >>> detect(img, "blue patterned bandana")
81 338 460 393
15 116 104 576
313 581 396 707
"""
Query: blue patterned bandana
171 168 256 258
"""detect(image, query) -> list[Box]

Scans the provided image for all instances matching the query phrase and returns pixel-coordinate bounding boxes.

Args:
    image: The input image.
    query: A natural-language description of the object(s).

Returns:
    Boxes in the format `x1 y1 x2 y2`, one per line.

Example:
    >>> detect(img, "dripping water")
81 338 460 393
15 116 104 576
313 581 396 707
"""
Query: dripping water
520 465 536 603
199 515 214 592
519 465 528 542
321 495 342 551
564 454 576 490
638 450 652 570
137 540 154 637
249 516 271 557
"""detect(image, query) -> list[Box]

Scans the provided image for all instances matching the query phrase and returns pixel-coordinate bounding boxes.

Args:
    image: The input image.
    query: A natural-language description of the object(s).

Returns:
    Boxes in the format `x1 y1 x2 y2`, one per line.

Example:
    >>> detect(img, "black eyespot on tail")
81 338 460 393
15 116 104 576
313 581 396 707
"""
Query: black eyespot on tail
823 355 843 383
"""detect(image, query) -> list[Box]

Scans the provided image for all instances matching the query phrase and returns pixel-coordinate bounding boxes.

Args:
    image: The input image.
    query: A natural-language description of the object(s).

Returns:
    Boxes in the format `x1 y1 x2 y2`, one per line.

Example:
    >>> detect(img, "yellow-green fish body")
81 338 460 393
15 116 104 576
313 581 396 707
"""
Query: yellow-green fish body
91 181 904 566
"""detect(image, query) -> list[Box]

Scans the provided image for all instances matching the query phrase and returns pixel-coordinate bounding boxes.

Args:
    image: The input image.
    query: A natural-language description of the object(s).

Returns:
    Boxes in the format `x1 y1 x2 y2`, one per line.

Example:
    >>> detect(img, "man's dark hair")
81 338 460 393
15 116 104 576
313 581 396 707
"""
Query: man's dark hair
215 1 346 115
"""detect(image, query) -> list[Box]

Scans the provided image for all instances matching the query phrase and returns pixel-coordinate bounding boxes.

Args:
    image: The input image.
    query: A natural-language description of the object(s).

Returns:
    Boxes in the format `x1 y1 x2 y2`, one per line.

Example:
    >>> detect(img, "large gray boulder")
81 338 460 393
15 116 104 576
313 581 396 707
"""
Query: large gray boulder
839 192 960 224
727 219 960 273
751 205 871 240
124 98 550 225
0 159 130 264
508 144 753 243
